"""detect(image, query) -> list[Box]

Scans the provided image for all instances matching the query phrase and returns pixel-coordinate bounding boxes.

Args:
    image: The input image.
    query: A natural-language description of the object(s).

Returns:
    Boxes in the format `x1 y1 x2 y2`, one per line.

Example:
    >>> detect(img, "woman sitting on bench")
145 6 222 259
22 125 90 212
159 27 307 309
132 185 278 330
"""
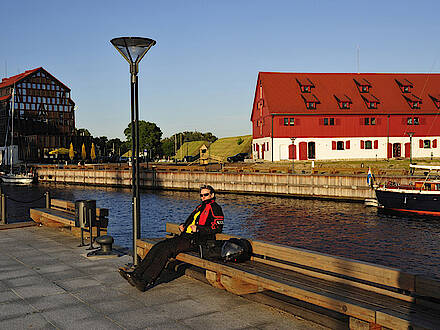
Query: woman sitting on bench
119 184 224 291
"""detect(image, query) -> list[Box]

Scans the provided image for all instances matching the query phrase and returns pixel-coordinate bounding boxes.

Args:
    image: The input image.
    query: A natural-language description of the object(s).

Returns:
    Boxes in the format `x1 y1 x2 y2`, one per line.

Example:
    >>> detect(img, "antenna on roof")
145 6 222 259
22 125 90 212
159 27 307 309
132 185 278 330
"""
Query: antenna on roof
356 45 360 74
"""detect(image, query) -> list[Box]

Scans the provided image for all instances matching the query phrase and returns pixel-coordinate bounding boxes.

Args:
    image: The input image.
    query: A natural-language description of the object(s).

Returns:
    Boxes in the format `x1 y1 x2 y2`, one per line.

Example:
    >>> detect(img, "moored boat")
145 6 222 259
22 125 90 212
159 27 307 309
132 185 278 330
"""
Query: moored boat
0 172 34 184
375 165 440 216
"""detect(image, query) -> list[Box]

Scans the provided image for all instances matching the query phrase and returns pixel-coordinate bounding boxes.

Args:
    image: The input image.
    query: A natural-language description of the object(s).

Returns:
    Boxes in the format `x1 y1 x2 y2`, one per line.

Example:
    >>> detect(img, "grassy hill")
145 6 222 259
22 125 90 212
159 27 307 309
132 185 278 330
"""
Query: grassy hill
208 135 252 162
175 141 210 160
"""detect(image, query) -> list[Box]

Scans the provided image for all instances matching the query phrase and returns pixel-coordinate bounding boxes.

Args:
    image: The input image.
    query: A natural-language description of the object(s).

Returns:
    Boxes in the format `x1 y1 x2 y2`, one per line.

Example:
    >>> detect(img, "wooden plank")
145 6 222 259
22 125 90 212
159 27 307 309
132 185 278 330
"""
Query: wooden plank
250 240 415 292
206 270 225 289
0 221 37 230
50 199 109 217
220 274 264 295
253 257 414 303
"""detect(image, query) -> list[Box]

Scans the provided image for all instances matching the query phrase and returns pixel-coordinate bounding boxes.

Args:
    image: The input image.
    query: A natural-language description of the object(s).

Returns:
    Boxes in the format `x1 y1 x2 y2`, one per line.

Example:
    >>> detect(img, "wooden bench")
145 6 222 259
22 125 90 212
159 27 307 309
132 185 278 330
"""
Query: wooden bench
137 223 440 330
30 198 109 239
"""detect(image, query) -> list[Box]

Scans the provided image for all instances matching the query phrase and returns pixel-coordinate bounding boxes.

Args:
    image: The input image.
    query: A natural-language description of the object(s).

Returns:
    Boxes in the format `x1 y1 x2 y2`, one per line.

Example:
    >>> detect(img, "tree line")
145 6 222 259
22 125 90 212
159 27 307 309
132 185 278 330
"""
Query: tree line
75 121 217 161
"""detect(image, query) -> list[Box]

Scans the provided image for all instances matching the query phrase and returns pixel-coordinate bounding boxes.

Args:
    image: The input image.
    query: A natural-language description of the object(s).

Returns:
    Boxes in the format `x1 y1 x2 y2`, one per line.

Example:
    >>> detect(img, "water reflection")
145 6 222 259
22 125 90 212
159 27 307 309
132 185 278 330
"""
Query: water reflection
3 183 440 279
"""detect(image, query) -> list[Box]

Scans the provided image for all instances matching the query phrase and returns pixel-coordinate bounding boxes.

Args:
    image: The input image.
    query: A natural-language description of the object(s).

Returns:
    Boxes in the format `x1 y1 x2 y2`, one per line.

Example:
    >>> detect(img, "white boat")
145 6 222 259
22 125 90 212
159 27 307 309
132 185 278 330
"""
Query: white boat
0 85 33 185
1 173 33 184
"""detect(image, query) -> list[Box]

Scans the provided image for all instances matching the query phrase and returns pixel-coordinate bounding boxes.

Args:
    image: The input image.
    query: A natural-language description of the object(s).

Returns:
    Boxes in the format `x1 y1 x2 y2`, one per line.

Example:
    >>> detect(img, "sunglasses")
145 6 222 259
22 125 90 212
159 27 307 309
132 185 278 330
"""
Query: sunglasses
200 193 211 197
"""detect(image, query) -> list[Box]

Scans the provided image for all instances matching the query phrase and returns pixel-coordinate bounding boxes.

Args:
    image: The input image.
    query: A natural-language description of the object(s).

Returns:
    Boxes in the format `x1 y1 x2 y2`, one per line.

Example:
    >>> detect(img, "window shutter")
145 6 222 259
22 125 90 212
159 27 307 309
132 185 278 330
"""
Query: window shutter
433 139 437 148
295 118 300 125
419 139 424 148
336 118 341 126
279 118 284 125
345 141 350 149
319 118 324 125
376 118 381 125
421 118 427 125
361 140 365 149
374 140 378 149
266 142 269 150
360 118 364 125
332 141 336 150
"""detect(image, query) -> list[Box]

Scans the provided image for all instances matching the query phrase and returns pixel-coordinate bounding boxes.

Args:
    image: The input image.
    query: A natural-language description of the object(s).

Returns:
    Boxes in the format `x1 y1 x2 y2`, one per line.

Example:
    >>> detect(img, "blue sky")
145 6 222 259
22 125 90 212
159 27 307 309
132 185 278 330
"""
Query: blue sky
2 0 440 140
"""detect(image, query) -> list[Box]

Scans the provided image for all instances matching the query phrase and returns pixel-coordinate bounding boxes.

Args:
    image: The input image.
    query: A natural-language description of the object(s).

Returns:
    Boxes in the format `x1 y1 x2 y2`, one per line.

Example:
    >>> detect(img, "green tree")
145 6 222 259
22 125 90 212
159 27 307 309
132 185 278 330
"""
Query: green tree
160 131 217 158
124 121 163 159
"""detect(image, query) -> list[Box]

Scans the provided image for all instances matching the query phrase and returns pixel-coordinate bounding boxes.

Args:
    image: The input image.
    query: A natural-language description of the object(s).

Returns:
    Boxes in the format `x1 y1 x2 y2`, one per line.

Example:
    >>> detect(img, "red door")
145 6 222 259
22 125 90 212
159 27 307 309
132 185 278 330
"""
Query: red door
299 142 307 160
288 144 296 159
387 143 392 159
404 143 411 158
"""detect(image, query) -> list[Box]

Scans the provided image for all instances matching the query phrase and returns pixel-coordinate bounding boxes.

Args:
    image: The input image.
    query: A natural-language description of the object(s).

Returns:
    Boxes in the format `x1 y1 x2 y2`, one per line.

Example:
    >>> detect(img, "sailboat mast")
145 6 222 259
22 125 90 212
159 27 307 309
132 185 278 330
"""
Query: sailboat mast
10 85 15 173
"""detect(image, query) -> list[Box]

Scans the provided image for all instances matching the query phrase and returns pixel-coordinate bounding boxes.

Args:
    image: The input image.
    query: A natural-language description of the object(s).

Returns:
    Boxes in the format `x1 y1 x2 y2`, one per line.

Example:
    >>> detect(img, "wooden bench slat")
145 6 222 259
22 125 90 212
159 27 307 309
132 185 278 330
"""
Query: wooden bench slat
51 199 109 217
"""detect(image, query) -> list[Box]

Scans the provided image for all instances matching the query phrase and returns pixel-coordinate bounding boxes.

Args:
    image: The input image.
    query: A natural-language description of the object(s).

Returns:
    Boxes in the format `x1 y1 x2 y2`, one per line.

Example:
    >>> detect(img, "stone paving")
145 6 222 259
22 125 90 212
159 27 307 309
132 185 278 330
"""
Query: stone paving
0 225 324 329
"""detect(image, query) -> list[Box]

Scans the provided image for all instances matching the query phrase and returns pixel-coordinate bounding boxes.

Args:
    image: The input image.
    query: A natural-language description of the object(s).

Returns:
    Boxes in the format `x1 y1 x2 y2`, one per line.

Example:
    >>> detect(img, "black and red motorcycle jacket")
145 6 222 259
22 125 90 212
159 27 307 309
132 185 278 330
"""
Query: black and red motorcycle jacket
181 198 224 241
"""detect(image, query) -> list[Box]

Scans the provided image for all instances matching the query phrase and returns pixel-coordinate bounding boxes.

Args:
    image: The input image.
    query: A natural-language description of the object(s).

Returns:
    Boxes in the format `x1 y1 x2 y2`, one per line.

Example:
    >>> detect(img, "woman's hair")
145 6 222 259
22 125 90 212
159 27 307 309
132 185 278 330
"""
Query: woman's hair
200 184 215 194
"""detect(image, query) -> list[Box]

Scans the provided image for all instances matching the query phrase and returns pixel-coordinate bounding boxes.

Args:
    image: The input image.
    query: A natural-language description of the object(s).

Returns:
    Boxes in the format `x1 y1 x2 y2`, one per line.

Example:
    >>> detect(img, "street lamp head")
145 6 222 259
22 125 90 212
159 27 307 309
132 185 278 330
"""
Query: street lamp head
110 37 156 74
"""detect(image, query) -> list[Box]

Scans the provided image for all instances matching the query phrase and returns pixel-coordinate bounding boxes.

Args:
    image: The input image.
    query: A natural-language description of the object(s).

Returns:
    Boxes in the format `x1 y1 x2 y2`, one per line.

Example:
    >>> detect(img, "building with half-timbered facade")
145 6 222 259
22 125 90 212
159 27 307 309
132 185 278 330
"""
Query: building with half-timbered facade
251 72 440 161
0 67 76 161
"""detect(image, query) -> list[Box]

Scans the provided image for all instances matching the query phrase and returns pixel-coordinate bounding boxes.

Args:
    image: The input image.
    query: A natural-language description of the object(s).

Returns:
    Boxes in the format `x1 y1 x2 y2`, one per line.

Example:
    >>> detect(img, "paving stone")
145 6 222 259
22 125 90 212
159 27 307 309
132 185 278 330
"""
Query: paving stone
54 316 122 330
40 268 89 281
92 295 146 314
144 320 192 329
0 290 21 303
0 299 35 320
72 284 126 304
155 298 221 321
180 310 253 330
0 312 55 329
25 292 82 312
11 281 65 299
3 274 47 288
108 307 173 329
41 303 101 327
54 276 102 292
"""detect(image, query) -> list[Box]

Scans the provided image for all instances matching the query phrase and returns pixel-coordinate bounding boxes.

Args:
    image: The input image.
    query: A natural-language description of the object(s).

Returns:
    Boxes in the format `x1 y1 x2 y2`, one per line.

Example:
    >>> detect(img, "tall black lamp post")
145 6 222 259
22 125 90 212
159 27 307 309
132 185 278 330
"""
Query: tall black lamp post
110 37 156 265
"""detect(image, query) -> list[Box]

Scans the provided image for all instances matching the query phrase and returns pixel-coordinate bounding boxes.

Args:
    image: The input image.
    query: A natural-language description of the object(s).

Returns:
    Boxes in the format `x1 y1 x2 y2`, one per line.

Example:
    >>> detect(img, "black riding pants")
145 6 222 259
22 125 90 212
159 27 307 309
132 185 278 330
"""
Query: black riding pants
133 234 195 284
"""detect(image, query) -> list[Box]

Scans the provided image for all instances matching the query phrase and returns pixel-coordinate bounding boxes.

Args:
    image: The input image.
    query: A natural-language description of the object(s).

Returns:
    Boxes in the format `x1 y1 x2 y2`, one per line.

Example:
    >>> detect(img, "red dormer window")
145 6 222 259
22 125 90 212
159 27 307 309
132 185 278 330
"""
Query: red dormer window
361 94 380 109
354 78 372 93
296 78 315 93
301 93 320 109
334 94 352 109
403 94 422 109
429 94 440 109
395 79 413 93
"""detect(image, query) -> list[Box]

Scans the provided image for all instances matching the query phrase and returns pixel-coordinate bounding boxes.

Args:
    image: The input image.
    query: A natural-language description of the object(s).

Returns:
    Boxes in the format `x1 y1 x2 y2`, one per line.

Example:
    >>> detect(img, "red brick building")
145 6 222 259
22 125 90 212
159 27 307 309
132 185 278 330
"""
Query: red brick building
251 72 440 161
0 67 76 161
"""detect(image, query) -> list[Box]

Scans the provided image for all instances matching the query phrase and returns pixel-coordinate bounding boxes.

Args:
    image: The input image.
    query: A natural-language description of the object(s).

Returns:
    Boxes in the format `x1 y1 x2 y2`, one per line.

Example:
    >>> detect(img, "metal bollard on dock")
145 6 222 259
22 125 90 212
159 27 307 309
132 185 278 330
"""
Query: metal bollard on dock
1 193 7 224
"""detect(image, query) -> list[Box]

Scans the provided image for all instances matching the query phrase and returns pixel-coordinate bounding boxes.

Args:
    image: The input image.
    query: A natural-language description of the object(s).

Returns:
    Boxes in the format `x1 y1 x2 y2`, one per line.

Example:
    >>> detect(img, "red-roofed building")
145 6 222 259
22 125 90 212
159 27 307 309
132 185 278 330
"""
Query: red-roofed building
0 67 76 161
251 72 440 161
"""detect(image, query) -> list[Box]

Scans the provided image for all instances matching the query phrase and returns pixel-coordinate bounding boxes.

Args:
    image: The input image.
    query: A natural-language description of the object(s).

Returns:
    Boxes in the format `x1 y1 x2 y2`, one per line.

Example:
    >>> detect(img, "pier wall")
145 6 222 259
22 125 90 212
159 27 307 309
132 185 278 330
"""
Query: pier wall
30 165 401 201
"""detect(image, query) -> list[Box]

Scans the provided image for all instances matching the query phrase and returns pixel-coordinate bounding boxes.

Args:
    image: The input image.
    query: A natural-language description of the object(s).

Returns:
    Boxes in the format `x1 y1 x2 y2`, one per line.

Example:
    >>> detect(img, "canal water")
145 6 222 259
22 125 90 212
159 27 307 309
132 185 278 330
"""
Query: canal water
4 183 440 279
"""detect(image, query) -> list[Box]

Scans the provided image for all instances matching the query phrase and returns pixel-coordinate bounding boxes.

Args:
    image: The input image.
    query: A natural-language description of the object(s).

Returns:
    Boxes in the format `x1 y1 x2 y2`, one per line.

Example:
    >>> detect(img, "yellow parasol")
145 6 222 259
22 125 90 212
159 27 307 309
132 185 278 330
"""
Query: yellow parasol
81 143 86 160
91 143 96 161
49 148 70 155
69 143 75 160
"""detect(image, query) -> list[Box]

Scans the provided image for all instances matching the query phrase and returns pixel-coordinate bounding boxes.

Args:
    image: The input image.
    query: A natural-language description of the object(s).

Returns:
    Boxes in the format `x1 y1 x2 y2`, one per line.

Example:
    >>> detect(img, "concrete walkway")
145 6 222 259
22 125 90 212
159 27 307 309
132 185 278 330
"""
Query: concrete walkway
0 225 323 330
